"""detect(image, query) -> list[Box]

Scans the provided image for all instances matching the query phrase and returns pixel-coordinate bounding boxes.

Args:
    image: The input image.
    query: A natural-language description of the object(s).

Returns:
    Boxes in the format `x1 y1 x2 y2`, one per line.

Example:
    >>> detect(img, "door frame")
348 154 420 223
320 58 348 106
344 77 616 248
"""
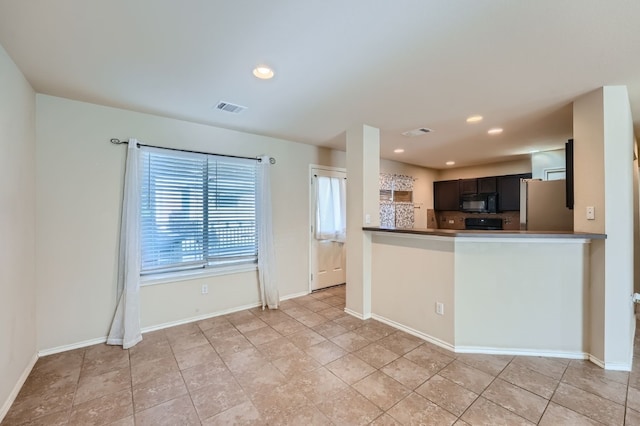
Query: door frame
309 164 347 293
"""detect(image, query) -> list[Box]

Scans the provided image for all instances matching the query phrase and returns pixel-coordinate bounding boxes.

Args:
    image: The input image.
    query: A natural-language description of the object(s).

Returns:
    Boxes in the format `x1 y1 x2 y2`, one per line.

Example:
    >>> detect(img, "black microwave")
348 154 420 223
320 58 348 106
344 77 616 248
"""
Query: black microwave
460 193 498 213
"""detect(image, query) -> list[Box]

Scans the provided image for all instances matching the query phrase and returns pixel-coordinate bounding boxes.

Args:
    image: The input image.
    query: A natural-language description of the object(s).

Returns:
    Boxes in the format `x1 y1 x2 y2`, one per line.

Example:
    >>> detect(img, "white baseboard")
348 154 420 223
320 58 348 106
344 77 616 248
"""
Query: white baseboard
0 352 38 422
39 302 263 356
280 291 309 301
370 313 596 361
455 346 589 360
38 336 107 357
140 302 261 334
344 308 372 320
371 314 455 353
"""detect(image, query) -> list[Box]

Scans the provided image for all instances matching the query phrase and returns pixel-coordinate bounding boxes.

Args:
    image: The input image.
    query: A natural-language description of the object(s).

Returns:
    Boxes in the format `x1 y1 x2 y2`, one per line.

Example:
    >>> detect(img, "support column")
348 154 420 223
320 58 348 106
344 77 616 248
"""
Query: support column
345 125 380 319
573 86 635 370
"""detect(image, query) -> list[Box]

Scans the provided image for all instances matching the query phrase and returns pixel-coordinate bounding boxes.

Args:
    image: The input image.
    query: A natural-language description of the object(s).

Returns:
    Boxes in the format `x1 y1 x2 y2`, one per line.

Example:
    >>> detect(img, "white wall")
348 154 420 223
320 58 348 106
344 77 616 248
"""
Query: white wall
531 149 566 180
35 95 342 351
436 158 531 181
602 87 635 367
0 45 37 417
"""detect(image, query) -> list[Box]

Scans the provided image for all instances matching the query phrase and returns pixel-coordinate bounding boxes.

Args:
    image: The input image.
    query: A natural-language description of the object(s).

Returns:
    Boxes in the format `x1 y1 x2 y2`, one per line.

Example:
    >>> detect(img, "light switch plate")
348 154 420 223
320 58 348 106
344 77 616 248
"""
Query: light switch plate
586 206 595 220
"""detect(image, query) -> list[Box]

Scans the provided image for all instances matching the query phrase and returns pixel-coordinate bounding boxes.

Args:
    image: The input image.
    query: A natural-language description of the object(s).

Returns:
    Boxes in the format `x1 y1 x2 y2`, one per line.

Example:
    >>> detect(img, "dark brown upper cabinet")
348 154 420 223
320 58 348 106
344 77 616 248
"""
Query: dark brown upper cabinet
478 177 497 193
433 180 460 211
459 179 478 195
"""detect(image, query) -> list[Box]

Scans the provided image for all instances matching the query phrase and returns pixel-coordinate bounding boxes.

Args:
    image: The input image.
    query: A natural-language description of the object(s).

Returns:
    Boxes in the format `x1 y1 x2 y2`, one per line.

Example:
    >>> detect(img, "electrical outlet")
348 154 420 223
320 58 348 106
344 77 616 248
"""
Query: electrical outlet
201 284 208 295
365 214 371 224
586 206 595 220
436 302 444 315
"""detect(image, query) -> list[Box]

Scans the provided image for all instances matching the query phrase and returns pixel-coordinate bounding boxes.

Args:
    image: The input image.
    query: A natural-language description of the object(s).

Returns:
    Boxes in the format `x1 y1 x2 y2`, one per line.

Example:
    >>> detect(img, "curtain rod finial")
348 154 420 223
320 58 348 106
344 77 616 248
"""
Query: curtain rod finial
110 138 123 144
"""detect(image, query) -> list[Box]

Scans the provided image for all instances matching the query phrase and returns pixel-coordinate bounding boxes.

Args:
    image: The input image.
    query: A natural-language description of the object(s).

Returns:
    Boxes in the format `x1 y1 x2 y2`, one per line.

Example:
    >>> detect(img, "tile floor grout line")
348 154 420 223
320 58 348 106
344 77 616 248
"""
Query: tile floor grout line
8 287 639 426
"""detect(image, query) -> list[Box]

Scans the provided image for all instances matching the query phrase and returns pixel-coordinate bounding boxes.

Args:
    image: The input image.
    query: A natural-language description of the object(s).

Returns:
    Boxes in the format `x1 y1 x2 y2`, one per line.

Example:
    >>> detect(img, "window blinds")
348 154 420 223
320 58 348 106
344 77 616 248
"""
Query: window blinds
140 147 257 275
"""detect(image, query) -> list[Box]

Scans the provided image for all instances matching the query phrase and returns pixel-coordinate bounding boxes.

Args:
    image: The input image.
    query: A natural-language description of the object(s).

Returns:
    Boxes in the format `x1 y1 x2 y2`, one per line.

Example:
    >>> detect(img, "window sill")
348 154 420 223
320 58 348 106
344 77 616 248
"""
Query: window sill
140 264 258 287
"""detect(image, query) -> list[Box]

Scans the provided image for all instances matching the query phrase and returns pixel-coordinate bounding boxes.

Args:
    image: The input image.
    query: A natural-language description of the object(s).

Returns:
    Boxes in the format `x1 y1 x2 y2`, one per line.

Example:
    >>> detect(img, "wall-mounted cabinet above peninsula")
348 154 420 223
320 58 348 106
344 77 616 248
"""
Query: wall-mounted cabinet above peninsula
433 173 532 212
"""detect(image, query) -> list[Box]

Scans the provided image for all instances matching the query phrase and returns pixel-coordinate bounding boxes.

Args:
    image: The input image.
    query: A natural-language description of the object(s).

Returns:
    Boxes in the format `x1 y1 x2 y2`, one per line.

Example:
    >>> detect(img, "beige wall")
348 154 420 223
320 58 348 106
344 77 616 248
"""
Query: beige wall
0 46 37 416
371 234 455 347
573 90 605 234
573 86 636 369
369 233 590 357
35 95 342 350
454 239 589 355
345 125 379 318
436 158 531 181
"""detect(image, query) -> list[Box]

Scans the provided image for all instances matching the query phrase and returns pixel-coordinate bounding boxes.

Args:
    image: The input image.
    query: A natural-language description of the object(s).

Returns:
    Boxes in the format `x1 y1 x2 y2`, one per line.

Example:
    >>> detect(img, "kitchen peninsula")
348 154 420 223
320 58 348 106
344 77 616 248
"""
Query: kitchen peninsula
363 226 606 360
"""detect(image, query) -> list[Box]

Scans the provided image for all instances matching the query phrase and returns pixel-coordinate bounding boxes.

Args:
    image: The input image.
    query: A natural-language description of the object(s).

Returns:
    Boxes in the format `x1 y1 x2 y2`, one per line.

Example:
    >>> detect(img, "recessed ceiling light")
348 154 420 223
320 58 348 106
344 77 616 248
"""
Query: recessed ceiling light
252 65 274 80
446 161 455 166
466 115 483 123
394 148 405 153
488 128 503 135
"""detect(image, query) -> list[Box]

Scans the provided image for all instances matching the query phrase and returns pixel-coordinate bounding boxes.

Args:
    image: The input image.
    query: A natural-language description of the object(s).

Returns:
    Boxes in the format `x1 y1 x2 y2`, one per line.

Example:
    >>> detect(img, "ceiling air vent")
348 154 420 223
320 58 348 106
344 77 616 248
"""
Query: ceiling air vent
215 101 247 114
402 128 433 137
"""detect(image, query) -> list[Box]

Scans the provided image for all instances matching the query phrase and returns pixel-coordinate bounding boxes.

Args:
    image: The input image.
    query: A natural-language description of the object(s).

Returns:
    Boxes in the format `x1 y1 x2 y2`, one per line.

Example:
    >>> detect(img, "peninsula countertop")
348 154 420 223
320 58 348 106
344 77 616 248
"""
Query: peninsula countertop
362 226 607 239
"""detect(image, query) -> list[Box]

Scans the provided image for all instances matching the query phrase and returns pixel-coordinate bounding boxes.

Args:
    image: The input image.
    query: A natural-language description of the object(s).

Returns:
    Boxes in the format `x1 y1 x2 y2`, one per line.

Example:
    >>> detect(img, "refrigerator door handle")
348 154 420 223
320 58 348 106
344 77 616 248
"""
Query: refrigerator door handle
519 179 528 230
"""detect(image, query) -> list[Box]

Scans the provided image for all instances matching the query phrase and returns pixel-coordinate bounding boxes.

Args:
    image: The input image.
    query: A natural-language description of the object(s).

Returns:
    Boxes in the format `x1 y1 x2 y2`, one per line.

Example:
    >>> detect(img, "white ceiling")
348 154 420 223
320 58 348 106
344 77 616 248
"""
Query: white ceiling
1 1 639 169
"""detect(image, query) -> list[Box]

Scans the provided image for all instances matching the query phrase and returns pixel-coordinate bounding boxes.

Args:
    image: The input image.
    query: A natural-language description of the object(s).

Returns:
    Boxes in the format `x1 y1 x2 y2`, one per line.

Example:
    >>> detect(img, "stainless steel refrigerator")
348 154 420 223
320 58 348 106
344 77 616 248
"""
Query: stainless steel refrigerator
519 179 573 231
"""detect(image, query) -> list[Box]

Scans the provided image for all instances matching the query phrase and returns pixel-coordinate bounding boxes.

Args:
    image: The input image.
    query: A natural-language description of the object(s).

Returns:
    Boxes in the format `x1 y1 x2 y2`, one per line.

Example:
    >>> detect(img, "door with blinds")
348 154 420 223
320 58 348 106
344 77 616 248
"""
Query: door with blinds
310 167 347 291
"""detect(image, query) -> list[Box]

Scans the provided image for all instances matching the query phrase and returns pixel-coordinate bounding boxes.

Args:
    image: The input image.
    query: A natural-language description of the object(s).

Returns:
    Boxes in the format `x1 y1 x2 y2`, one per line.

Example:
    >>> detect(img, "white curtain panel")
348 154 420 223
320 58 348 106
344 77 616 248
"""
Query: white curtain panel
107 139 143 349
315 176 347 242
256 156 279 309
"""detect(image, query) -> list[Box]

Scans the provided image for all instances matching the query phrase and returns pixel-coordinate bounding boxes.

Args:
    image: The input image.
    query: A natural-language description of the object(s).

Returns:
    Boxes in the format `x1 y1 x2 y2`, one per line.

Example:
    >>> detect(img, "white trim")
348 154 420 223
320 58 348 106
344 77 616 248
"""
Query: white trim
603 361 632 371
371 313 594 360
39 300 272 356
140 302 261 334
345 308 372 320
0 352 38 423
38 336 107 357
588 354 632 371
589 355 606 369
371 313 455 353
455 346 589 360
280 291 309 301
543 167 566 181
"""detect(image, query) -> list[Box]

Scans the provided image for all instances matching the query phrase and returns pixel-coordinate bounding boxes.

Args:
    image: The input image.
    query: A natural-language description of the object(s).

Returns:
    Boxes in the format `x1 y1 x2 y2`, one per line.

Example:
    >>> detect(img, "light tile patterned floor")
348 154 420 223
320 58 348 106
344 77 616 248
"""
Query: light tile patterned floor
3 284 640 425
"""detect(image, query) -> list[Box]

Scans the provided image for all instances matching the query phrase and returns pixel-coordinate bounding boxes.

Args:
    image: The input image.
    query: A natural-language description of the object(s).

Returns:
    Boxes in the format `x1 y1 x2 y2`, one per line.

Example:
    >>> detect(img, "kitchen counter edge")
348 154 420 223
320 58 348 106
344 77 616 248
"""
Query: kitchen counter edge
362 227 607 239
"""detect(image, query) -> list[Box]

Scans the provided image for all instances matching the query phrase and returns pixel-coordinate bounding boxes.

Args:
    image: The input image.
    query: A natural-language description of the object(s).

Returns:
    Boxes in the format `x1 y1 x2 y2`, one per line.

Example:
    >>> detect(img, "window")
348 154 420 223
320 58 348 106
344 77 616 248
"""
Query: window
140 147 257 276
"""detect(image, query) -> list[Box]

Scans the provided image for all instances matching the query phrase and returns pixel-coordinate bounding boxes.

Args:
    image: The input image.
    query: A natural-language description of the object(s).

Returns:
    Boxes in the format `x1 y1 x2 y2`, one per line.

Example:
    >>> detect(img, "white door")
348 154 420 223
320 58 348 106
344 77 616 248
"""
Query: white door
310 168 347 291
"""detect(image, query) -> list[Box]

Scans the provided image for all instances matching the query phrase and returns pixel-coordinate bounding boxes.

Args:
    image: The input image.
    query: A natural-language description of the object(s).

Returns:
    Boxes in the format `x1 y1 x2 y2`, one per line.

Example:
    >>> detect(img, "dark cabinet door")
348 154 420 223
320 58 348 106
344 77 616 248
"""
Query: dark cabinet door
478 177 497 193
497 174 531 211
434 180 460 211
459 179 478 195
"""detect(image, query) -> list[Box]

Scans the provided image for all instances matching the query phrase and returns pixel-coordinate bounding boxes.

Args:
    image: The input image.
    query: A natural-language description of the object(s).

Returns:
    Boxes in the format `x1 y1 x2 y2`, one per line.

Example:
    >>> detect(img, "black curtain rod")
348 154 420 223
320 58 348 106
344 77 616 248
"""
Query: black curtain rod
109 138 276 164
